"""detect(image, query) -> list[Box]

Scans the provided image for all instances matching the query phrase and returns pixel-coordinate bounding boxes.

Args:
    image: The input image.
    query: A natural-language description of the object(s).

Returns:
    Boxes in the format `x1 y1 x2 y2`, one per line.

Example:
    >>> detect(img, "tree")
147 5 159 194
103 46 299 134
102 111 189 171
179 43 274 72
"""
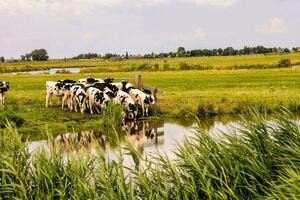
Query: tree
176 47 186 57
30 49 49 61
21 55 26 61
125 51 129 59
0 56 5 62
25 54 31 61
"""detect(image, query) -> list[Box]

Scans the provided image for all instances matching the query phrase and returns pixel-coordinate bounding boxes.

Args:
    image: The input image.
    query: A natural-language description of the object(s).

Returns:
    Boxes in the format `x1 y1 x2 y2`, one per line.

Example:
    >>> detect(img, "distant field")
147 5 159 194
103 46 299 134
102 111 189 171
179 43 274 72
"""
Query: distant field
0 53 300 73
1 68 300 135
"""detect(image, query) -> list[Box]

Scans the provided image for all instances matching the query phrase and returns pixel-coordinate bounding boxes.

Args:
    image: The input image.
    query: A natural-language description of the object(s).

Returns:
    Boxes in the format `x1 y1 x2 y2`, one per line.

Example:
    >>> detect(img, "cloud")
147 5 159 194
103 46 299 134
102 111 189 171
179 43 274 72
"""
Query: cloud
192 27 207 38
257 17 288 35
141 0 237 6
0 0 237 16
0 0 126 16
81 32 97 44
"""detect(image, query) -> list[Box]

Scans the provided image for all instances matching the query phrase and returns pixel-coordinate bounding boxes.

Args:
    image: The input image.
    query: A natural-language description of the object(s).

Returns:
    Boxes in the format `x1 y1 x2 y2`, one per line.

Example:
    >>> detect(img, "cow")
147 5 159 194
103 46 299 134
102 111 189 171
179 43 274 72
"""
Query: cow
0 81 9 106
69 84 87 114
114 90 137 120
86 87 111 114
46 80 77 108
129 89 155 117
45 81 64 107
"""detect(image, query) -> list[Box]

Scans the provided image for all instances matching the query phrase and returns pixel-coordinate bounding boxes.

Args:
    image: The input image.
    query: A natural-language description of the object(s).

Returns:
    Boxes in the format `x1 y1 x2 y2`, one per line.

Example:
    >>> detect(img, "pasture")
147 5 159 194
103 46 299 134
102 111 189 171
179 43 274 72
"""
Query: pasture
0 53 300 73
1 68 300 135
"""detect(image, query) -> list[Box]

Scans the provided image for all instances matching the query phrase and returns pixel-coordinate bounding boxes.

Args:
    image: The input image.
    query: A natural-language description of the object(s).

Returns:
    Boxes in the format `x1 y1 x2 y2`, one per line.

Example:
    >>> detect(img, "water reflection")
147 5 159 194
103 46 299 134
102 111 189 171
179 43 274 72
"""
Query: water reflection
28 115 300 162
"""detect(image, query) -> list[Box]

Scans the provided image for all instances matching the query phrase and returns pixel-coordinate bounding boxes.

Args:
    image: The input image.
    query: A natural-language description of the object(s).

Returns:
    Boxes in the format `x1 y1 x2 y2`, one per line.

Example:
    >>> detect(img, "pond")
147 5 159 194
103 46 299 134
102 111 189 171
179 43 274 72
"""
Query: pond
8 67 80 75
27 115 300 165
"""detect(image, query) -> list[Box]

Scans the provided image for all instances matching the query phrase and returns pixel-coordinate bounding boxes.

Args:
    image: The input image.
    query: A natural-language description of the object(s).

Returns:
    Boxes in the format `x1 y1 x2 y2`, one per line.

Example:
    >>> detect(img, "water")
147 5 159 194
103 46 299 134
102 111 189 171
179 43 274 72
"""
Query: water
7 67 80 75
27 116 300 165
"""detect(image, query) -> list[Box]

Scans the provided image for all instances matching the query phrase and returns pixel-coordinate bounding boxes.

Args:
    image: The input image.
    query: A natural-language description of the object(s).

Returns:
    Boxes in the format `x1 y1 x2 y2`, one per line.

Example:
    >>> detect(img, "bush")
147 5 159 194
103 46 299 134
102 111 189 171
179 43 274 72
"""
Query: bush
179 62 193 70
278 58 291 68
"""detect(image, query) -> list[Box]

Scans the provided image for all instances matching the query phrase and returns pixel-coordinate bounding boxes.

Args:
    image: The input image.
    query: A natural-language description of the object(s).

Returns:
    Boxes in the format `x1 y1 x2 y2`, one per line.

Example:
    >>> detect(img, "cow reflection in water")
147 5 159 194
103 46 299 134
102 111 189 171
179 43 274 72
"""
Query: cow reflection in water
122 121 160 154
54 130 106 155
54 121 163 155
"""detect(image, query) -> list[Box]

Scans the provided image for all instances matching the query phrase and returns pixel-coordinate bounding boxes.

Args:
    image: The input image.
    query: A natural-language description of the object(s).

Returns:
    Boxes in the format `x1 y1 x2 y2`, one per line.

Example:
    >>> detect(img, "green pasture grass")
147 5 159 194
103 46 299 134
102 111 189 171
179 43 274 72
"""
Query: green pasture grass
0 53 299 73
0 68 300 134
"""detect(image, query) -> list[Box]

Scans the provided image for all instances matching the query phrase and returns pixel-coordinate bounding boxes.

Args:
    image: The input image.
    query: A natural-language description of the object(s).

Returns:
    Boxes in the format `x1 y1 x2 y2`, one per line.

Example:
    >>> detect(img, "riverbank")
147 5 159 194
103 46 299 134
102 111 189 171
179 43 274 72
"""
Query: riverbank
1 111 299 199
0 68 300 134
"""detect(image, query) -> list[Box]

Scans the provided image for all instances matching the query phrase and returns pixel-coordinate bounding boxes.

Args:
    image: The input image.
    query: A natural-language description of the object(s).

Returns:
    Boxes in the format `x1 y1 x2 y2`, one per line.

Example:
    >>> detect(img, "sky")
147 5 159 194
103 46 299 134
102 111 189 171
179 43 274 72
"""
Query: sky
0 0 299 58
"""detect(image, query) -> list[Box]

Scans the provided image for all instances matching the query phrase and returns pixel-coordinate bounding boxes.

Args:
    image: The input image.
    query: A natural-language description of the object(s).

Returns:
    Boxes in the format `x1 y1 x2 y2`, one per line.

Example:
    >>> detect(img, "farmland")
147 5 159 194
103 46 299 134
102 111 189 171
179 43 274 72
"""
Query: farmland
0 53 300 73
1 68 300 135
1 54 300 199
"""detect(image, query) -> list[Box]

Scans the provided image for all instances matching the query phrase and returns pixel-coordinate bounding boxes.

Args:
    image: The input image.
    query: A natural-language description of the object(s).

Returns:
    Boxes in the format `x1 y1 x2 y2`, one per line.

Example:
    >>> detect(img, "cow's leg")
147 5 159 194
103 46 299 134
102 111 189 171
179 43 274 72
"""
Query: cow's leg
61 94 66 109
46 91 51 107
142 104 146 117
89 98 93 114
145 105 149 117
2 93 5 105
0 93 3 106
69 95 74 111
95 105 100 114
74 100 78 112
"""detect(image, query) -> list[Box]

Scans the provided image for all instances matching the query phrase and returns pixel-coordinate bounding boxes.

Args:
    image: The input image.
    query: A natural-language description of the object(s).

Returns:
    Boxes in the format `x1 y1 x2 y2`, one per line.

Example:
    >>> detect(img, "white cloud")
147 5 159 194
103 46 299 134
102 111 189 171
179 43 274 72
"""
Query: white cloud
141 0 236 6
183 0 237 6
257 17 288 35
0 0 126 16
81 32 97 44
0 0 237 16
193 27 207 38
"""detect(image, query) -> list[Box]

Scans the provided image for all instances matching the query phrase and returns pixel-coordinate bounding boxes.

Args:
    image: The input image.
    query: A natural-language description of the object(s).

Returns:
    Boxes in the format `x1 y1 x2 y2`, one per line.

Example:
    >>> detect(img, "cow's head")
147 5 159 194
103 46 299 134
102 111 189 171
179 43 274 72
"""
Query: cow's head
0 81 9 89
104 78 114 84
128 103 137 120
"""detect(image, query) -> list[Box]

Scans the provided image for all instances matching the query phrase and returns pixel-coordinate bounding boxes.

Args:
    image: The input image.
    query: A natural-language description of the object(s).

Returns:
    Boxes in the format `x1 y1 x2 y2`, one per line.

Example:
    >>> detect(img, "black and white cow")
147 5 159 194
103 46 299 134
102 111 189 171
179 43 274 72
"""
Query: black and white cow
86 87 111 114
129 89 155 117
45 80 76 107
69 84 87 114
45 81 63 107
114 90 137 120
0 81 9 106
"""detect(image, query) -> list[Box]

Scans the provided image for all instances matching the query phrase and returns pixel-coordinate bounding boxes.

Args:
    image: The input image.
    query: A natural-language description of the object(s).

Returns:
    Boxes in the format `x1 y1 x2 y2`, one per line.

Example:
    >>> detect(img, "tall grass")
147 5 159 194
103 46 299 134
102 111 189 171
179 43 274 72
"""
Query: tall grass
0 110 299 199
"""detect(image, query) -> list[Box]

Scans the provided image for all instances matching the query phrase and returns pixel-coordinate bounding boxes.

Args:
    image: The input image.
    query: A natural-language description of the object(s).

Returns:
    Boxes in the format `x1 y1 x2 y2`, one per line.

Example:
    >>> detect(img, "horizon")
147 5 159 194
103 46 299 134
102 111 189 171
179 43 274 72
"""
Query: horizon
1 0 299 59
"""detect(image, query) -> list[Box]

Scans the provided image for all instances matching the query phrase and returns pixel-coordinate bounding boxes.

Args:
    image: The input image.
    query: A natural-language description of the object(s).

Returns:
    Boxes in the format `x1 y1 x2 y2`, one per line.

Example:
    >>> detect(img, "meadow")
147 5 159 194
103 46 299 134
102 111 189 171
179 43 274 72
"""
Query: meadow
1 68 300 135
0 53 300 73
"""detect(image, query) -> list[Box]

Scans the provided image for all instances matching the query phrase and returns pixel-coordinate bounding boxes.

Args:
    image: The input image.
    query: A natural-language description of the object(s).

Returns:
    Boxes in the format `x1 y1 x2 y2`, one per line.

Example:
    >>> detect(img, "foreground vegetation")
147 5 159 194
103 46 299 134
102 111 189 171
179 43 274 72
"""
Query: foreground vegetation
0 53 299 73
0 111 299 199
0 68 300 134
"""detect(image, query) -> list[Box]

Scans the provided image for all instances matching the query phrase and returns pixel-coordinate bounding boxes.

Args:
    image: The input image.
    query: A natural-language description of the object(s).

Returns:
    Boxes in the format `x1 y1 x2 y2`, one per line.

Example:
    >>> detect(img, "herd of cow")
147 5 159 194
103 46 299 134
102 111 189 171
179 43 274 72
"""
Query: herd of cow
45 78 156 120
0 81 9 106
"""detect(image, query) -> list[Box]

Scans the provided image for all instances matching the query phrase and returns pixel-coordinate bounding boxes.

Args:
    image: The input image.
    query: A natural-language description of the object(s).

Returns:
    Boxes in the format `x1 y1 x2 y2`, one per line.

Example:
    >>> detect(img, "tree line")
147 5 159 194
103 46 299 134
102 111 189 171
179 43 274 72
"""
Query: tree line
71 46 297 60
0 46 299 63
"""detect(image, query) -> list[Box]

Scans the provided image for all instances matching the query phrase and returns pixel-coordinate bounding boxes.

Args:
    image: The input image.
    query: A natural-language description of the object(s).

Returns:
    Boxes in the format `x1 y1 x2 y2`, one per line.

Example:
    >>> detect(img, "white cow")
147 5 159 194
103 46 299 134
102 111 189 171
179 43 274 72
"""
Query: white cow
45 81 63 107
86 87 110 114
129 89 155 117
69 84 87 114
114 90 137 120
0 81 9 106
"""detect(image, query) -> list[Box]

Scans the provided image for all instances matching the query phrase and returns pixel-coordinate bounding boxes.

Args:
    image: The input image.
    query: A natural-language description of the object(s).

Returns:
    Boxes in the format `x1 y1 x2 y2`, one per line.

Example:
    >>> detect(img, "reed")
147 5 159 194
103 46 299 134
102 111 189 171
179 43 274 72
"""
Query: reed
0 110 299 199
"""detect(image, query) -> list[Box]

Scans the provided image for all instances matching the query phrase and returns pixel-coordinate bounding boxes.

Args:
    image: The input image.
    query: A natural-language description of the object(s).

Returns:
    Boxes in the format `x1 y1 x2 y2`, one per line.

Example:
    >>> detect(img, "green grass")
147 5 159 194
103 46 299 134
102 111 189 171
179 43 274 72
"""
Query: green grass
0 53 300 73
1 68 300 135
0 111 299 199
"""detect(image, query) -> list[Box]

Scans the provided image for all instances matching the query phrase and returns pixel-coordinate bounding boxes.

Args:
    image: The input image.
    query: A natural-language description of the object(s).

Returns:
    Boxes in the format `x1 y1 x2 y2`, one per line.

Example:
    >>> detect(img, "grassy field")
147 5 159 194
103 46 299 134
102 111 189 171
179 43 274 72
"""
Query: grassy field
1 112 299 199
0 53 300 73
1 68 300 134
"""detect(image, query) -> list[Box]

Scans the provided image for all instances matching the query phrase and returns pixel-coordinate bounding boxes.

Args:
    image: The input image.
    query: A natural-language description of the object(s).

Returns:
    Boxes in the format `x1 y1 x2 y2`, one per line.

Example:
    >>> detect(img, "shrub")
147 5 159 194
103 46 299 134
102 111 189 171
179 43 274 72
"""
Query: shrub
179 62 193 70
278 58 291 68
